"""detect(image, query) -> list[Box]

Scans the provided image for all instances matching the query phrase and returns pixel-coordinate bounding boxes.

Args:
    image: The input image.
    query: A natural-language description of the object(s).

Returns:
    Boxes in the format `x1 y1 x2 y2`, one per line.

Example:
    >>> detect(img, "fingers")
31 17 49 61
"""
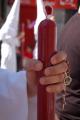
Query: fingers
39 51 68 93
44 51 68 76
55 114 59 120
44 61 68 76
46 83 65 93
40 74 65 85
51 51 67 65
40 74 65 93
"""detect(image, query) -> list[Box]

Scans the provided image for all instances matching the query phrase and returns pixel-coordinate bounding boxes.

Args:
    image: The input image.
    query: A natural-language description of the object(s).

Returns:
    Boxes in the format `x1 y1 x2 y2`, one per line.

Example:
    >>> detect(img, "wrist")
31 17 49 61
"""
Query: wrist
27 82 37 98
27 70 37 98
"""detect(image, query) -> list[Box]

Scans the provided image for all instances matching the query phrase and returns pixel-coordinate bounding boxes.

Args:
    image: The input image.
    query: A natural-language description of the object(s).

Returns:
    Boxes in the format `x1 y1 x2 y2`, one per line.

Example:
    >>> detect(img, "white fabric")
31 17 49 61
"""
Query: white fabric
1 37 20 72
78 6 80 14
34 0 46 59
0 0 20 40
0 69 28 120
34 0 46 35
0 0 20 72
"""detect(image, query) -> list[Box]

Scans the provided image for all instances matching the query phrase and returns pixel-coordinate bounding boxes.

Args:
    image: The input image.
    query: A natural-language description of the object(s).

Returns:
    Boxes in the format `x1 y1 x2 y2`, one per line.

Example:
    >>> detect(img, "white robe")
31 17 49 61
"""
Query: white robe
1 37 20 72
0 0 20 72
0 69 37 120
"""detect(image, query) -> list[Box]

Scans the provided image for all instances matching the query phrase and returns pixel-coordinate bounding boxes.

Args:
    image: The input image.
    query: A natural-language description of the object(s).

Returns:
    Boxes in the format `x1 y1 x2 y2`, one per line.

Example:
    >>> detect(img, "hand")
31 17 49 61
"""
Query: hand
25 51 68 97
40 51 68 93
24 58 43 97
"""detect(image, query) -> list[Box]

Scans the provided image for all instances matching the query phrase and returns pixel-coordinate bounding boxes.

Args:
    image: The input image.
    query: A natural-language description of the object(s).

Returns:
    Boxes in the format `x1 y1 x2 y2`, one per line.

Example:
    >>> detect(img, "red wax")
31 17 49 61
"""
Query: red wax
37 18 57 120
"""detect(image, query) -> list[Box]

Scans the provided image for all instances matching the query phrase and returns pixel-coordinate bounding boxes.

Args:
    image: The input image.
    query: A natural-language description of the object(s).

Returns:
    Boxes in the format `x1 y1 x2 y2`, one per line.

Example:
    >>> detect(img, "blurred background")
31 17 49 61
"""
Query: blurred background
0 0 79 71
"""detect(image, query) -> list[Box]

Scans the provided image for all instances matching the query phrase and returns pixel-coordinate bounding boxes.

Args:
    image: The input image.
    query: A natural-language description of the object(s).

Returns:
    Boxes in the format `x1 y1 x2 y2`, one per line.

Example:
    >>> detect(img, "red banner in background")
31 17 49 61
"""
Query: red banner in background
8 0 36 6
8 0 78 9
20 0 36 5
27 0 78 9
47 0 78 9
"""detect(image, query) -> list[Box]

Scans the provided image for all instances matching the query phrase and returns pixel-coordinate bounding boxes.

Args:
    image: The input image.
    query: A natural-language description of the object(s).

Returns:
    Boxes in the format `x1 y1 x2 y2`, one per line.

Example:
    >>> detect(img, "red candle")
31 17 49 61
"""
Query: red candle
37 17 57 120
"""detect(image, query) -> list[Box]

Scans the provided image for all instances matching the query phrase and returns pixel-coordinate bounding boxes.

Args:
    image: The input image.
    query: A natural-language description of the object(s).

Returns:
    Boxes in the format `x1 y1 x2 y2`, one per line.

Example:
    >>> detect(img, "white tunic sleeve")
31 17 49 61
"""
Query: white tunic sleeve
1 37 20 47
0 69 28 120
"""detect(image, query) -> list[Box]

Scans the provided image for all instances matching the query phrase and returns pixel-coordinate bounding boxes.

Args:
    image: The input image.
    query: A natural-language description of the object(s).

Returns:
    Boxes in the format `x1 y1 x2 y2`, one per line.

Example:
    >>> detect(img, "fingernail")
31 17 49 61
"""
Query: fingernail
45 69 50 76
46 87 51 93
40 78 44 85
35 62 43 71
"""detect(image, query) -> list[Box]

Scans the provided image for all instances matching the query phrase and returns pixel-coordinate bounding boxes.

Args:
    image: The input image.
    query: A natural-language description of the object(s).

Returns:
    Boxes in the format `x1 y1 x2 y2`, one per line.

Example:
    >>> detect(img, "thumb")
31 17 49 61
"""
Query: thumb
24 58 43 72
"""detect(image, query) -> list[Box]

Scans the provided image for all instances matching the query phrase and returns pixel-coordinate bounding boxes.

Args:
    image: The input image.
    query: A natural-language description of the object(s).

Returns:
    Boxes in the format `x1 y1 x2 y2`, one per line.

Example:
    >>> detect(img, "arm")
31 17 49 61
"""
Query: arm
0 51 66 120
26 51 67 120
26 51 68 97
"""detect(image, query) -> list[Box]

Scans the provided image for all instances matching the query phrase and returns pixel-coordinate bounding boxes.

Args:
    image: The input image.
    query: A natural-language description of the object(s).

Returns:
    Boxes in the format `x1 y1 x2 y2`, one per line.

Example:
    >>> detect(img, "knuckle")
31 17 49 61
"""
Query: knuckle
59 74 65 82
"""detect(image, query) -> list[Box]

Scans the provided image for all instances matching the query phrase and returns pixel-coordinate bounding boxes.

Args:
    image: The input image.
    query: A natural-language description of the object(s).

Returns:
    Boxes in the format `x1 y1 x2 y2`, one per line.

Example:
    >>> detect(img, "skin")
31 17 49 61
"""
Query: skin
25 51 68 97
